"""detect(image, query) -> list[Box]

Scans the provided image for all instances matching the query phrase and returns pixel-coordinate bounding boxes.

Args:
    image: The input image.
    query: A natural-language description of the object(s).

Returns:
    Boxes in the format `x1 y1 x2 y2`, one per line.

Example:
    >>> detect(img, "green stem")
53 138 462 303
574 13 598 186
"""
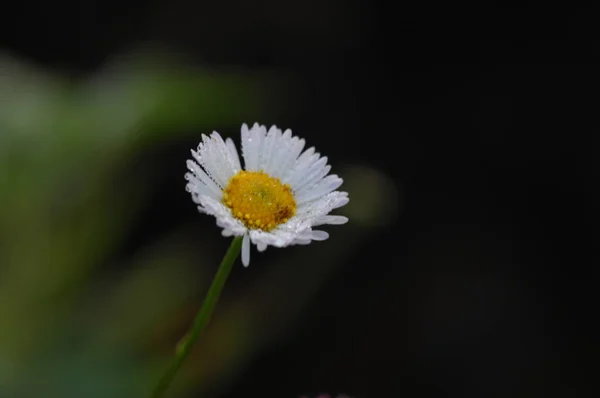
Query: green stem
150 236 243 398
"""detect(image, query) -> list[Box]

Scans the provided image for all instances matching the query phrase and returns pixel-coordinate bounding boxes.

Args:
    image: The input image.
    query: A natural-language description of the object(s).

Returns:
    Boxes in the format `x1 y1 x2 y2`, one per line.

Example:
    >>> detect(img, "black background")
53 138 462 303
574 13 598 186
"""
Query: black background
1 1 596 397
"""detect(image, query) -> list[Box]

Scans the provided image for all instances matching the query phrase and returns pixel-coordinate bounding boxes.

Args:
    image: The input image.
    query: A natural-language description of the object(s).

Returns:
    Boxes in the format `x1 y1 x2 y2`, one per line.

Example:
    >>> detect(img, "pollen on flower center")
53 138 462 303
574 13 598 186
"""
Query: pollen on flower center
222 170 296 231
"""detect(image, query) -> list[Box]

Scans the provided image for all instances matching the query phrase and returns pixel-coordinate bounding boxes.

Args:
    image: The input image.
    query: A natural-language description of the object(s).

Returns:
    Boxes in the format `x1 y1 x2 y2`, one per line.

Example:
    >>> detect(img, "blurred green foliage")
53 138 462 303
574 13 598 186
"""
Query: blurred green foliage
0 49 396 398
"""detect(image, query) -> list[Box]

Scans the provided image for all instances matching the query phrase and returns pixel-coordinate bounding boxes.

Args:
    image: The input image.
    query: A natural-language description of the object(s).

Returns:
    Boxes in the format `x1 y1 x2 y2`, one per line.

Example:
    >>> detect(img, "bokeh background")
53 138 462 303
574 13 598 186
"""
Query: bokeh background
0 2 596 398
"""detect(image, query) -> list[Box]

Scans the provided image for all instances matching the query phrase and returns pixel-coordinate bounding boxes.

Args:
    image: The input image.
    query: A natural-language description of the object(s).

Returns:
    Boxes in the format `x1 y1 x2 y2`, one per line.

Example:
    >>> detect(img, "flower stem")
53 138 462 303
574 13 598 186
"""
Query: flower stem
150 236 243 398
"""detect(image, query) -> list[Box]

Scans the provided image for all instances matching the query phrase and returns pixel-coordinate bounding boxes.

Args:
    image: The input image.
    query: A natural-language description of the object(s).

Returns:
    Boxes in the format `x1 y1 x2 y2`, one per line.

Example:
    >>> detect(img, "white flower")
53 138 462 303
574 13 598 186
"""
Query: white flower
185 122 349 266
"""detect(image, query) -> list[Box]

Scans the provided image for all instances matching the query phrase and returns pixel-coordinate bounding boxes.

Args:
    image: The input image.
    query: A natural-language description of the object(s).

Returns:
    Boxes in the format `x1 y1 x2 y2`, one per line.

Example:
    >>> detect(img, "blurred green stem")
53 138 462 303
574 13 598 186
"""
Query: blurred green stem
151 236 243 398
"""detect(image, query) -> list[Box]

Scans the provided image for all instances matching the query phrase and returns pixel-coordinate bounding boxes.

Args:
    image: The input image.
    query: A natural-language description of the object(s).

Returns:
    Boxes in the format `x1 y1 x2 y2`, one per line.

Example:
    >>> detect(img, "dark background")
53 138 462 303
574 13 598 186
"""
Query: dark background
1 1 596 398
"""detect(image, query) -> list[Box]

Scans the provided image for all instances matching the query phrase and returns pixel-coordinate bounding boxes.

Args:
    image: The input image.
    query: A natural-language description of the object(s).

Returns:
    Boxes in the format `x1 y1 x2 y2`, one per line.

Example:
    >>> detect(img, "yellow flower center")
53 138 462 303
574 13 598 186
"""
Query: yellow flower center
222 170 296 231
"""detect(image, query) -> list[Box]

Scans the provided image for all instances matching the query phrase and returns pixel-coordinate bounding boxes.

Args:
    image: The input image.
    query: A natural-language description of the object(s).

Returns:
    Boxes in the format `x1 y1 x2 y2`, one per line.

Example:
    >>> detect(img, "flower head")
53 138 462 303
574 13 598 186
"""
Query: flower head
185 123 349 266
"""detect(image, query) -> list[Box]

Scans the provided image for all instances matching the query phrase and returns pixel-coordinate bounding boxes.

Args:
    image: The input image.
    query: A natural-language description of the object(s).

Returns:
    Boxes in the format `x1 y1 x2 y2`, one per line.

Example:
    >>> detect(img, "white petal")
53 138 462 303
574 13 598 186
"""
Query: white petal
242 123 265 171
312 215 349 226
190 134 233 189
186 177 213 202
292 238 312 245
295 175 343 204
203 132 237 187
257 242 267 252
225 137 242 172
249 220 311 248
279 136 306 180
259 125 281 173
195 135 224 187
292 157 330 192
332 195 349 209
254 125 267 170
295 146 316 165
310 230 329 241
197 205 207 213
295 191 349 222
241 123 256 171
185 158 222 199
211 132 238 176
242 234 251 266
198 195 247 235
267 129 293 178
287 152 320 187
295 229 313 241
249 229 286 247
283 147 316 185
244 123 266 171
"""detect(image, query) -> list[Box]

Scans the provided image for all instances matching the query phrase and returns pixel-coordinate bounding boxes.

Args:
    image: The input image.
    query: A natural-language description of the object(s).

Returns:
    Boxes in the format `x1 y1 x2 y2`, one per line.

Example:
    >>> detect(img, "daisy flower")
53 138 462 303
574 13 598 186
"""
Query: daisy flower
185 122 349 266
